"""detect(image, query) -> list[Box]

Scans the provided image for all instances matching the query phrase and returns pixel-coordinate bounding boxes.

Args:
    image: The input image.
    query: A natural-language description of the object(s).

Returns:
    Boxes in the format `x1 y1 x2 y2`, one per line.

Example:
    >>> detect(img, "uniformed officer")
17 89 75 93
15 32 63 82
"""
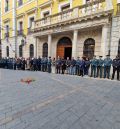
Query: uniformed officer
76 57 81 76
61 58 66 74
70 57 76 75
66 57 71 74
41 57 45 72
44 57 48 72
37 56 41 71
90 55 98 78
79 57 85 77
111 55 120 80
97 56 104 78
47 57 52 73
84 57 90 76
103 55 112 79
56 56 61 74
33 57 37 71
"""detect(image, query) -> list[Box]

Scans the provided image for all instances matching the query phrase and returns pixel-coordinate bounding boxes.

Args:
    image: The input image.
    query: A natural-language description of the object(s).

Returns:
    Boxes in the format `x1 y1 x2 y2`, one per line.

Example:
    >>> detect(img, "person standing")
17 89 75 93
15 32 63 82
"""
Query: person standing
41 57 44 72
79 57 85 77
70 57 76 75
61 58 66 74
97 56 104 78
56 57 61 74
37 56 41 71
104 55 112 79
84 57 90 76
90 55 98 78
44 57 48 72
33 58 37 71
76 57 81 76
21 58 26 70
66 57 71 74
111 55 120 80
47 57 52 73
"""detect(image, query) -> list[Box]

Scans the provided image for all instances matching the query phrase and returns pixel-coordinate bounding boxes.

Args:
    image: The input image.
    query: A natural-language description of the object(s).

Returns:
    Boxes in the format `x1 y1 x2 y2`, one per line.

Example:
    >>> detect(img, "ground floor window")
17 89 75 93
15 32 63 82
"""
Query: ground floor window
29 44 34 58
19 45 23 57
6 46 9 57
83 38 95 59
43 43 48 57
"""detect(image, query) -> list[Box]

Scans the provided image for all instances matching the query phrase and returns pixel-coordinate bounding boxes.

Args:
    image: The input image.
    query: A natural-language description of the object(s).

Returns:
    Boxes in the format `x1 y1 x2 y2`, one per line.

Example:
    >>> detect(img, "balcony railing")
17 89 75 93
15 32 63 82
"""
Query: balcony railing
27 28 34 34
34 0 112 30
17 30 23 36
4 32 9 38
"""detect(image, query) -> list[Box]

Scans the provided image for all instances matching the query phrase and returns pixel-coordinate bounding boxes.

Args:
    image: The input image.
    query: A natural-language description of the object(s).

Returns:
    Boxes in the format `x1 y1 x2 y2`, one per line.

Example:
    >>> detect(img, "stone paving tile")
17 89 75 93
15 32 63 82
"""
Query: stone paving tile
0 69 120 129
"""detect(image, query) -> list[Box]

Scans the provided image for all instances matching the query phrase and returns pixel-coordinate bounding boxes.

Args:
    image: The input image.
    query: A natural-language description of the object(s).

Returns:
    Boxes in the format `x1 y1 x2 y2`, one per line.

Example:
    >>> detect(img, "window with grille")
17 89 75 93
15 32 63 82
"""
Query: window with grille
19 45 23 57
29 44 34 58
6 46 9 57
83 38 95 59
43 43 48 57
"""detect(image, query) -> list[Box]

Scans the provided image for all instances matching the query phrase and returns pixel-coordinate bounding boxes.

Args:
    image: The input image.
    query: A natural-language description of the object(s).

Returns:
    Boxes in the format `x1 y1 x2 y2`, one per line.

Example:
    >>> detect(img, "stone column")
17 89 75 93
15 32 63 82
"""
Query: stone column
101 25 109 58
72 30 78 59
48 34 52 57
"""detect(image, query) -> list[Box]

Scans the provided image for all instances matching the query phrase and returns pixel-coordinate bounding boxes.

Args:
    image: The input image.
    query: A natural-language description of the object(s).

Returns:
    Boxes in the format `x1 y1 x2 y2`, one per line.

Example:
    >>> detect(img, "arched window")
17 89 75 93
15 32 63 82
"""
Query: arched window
6 46 9 57
83 38 95 59
19 45 23 57
43 43 48 57
29 44 34 57
118 39 120 57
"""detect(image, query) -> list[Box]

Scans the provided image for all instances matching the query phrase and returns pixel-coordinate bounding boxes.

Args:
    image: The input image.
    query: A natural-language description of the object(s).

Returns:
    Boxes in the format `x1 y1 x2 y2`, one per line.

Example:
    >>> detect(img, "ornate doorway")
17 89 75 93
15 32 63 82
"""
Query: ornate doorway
57 37 72 59
83 38 95 59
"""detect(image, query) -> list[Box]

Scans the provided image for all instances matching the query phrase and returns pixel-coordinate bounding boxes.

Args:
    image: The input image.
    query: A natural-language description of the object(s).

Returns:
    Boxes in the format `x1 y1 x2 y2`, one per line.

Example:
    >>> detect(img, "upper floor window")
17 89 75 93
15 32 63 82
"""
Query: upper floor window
5 25 9 38
18 0 23 7
43 11 50 18
61 4 70 12
5 0 9 12
18 21 23 35
29 17 34 29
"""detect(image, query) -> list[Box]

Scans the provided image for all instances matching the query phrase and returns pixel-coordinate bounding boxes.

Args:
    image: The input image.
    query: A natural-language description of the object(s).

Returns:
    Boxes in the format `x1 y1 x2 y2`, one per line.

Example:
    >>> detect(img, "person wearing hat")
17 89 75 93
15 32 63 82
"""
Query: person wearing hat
47 57 52 73
90 55 98 78
103 55 112 79
97 56 104 78
111 55 120 80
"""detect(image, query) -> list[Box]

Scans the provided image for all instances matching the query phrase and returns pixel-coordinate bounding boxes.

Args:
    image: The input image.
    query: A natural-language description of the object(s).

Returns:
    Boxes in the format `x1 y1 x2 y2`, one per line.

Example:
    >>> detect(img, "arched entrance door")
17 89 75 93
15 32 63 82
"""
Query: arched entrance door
83 38 95 59
43 43 48 57
57 37 72 59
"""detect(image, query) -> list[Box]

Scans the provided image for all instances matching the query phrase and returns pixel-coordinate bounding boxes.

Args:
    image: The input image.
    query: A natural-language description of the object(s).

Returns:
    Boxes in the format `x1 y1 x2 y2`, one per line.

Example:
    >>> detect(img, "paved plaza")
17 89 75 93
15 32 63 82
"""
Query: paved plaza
0 69 120 129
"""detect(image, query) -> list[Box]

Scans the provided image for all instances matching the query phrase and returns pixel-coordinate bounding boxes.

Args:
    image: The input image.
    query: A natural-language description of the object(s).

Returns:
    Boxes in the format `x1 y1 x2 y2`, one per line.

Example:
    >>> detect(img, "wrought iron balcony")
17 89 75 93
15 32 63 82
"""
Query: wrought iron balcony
34 0 113 31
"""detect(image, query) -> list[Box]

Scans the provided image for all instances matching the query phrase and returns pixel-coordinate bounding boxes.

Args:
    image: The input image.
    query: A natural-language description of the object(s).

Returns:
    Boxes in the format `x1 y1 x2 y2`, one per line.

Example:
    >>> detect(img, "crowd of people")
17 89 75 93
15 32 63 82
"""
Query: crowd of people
0 55 120 80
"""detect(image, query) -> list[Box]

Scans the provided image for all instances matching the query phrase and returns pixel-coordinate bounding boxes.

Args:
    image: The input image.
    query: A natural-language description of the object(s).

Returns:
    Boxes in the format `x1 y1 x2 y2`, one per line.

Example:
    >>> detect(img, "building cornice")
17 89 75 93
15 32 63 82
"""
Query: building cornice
39 0 53 8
